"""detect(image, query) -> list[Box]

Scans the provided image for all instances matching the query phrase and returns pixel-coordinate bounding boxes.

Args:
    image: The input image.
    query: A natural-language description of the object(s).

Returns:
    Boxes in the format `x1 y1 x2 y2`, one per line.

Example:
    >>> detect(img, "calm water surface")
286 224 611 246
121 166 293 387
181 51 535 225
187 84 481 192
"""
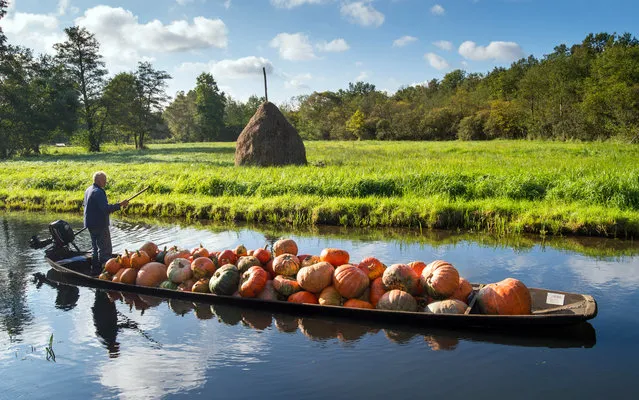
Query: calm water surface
1 212 638 399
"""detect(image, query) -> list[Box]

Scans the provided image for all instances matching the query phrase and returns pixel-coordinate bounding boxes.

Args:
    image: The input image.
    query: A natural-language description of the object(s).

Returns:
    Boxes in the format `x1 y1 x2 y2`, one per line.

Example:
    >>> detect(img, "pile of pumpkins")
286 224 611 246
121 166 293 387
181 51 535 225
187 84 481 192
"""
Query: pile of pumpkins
98 238 532 315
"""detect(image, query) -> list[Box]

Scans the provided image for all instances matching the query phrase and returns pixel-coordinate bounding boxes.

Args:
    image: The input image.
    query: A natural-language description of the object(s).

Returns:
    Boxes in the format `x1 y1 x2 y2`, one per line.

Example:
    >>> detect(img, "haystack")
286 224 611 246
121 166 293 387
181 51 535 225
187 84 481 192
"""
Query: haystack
235 102 307 166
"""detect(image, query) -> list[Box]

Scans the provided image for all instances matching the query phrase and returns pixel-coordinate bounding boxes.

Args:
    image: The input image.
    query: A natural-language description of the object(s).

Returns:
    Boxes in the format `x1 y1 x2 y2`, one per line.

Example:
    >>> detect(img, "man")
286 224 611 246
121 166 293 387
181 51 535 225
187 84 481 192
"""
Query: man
84 171 128 274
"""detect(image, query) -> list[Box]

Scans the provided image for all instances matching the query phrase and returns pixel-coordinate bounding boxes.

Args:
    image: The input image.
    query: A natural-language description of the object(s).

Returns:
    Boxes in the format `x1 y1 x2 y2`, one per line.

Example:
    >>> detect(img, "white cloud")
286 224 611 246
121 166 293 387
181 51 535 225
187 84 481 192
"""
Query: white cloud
57 0 69 16
458 40 524 61
433 40 452 51
431 4 445 15
2 12 64 55
340 1 384 27
271 0 329 8
424 52 449 70
269 32 317 60
411 80 429 87
355 70 371 81
177 56 274 79
284 73 313 89
393 35 417 47
316 38 349 52
71 6 228 70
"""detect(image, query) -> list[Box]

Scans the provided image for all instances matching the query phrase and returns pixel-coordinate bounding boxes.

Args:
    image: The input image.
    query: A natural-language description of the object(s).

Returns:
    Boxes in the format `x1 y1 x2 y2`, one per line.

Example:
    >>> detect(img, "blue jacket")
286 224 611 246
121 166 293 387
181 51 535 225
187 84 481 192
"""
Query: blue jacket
83 184 120 231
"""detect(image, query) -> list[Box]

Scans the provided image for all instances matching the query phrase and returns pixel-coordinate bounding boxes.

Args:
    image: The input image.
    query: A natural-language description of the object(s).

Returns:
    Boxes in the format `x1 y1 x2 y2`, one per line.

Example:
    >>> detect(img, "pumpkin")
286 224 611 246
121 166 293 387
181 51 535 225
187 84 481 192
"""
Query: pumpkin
376 290 418 312
159 280 179 290
130 250 150 269
209 264 240 296
264 259 276 279
135 262 168 287
217 249 238 266
297 262 335 294
191 243 209 259
111 268 126 283
167 258 193 284
273 238 298 256
272 253 300 277
237 256 262 274
178 279 196 292
407 261 428 276
234 244 248 257
382 264 420 295
451 277 473 303
273 275 302 297
104 257 122 275
139 241 159 259
120 250 132 268
427 299 467 314
476 278 532 315
256 280 278 301
98 271 113 281
288 291 318 304
320 248 350 267
253 247 272 265
299 255 321 268
318 286 342 306
420 260 460 300
191 257 217 279
343 299 374 309
164 246 191 267
239 266 269 298
119 268 138 285
192 278 211 293
333 264 369 299
358 257 386 281
369 277 386 308
155 246 168 263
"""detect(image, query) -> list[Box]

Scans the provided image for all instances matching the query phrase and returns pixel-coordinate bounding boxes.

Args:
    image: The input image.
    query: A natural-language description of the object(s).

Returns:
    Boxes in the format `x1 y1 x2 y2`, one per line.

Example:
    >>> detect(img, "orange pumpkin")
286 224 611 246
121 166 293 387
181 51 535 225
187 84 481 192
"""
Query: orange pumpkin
120 250 132 268
476 278 532 315
240 266 269 298
369 277 386 308
191 257 217 279
297 261 335 293
234 244 248 257
376 290 418 312
382 264 420 295
288 291 318 304
420 260 460 300
273 238 298 256
104 257 122 275
407 261 428 276
119 268 138 285
139 241 159 258
217 249 238 266
253 247 272 265
343 299 374 309
98 271 113 281
273 275 302 297
130 250 150 269
111 268 126 283
164 246 191 267
299 255 321 268
191 243 210 259
358 257 386 281
192 278 210 293
135 262 168 287
333 264 369 299
451 277 473 303
318 286 342 306
272 253 300 276
320 248 350 267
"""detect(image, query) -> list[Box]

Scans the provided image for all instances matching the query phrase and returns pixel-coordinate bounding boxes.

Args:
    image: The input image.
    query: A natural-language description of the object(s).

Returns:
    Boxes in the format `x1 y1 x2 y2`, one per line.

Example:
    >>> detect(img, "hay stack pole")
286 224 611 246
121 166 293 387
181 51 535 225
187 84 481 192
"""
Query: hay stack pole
234 67 307 167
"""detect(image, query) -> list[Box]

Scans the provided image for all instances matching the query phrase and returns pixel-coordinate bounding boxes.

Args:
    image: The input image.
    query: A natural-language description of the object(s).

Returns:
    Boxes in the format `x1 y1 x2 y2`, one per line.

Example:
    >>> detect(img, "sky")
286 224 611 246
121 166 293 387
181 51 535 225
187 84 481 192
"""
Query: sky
2 0 638 104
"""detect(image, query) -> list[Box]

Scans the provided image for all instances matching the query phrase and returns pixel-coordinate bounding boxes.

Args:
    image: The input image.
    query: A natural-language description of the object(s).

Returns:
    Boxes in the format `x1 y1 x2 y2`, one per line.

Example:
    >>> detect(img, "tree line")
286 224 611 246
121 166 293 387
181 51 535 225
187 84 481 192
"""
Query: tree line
1 0 638 159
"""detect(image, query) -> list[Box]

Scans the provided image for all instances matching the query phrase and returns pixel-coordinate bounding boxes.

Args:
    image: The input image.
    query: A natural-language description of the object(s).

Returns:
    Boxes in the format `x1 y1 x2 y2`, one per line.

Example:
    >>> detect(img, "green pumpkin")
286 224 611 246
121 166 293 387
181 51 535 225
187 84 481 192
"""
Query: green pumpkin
237 256 262 275
159 280 178 290
209 264 240 295
156 246 168 264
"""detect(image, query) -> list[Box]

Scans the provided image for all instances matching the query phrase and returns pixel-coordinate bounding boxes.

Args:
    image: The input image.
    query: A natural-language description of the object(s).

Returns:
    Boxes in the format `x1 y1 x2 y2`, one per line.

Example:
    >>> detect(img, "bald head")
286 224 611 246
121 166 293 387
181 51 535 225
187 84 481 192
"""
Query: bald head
93 171 107 188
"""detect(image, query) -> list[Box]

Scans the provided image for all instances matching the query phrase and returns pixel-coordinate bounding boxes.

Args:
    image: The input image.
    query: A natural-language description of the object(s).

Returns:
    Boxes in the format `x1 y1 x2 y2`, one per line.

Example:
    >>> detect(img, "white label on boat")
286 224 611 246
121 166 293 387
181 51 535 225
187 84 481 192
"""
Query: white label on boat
546 293 565 306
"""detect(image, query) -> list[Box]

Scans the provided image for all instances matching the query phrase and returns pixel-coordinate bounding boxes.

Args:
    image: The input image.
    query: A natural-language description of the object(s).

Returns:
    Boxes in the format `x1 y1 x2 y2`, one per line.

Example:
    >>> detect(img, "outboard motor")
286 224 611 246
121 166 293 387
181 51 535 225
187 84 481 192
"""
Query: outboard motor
29 220 85 254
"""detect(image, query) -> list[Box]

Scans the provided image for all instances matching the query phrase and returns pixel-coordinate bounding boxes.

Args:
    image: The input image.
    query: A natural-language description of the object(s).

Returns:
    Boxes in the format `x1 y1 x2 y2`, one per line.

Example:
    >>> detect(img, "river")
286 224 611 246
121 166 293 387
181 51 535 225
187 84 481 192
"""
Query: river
1 212 638 399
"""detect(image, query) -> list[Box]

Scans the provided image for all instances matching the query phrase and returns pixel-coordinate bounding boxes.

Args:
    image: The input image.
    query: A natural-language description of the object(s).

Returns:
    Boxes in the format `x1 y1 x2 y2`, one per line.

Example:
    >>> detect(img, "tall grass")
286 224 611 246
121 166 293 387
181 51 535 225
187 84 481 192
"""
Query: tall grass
1 141 638 237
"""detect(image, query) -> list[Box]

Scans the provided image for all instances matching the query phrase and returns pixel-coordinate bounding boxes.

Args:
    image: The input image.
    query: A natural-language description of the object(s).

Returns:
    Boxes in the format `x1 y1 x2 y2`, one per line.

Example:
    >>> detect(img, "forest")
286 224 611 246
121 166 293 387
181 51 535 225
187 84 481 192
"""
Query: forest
1 0 638 158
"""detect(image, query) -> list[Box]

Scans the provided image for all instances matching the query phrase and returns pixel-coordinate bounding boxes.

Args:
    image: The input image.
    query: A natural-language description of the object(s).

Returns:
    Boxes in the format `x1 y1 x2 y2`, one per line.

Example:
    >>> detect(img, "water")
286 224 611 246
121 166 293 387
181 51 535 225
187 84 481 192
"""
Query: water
1 212 639 399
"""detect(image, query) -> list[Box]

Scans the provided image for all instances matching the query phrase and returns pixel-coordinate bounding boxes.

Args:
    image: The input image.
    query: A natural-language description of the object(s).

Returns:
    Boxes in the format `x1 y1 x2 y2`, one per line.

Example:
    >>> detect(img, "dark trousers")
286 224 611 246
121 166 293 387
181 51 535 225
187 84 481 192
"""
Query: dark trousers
90 228 112 270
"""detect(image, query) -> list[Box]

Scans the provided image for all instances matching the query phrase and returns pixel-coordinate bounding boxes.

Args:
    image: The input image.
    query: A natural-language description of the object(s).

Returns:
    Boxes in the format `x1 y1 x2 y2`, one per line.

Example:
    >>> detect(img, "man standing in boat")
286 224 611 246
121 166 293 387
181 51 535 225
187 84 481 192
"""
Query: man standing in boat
84 171 128 274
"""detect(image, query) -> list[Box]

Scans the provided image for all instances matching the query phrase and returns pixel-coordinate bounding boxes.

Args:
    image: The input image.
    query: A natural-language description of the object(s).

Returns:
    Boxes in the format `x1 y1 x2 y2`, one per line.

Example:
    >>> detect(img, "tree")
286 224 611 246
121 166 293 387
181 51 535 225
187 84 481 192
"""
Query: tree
193 72 225 141
163 90 197 142
102 72 140 143
346 109 365 139
0 0 8 54
54 26 107 151
134 62 171 148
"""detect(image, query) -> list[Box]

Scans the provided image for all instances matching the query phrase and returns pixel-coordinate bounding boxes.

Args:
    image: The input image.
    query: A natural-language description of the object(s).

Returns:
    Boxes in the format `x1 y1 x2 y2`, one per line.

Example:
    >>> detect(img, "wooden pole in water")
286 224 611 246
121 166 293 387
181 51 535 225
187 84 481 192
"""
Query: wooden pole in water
263 67 268 103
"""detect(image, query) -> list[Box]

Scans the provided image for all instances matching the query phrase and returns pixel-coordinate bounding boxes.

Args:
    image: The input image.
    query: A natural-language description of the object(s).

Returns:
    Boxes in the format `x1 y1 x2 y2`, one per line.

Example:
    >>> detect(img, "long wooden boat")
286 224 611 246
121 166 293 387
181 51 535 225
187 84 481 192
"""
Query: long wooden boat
45 250 598 329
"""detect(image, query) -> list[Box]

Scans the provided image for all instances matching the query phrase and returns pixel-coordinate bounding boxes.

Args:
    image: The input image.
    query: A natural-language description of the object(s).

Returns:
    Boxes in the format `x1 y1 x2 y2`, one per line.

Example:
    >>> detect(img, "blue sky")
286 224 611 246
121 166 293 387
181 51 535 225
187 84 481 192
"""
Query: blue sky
3 0 638 104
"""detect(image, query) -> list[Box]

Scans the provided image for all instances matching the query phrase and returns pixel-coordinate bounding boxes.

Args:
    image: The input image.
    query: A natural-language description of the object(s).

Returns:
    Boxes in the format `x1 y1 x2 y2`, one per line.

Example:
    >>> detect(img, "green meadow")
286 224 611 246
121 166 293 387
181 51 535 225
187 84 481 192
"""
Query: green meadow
1 141 638 238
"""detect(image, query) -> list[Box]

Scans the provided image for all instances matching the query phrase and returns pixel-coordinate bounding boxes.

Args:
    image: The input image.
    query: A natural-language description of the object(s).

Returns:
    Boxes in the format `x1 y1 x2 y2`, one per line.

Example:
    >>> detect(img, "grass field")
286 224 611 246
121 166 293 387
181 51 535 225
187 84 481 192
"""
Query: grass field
1 141 638 238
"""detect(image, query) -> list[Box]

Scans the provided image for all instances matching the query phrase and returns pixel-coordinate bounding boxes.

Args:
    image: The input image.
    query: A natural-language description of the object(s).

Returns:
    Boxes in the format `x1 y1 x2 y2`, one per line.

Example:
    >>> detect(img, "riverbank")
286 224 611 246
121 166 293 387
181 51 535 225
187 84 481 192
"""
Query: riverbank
1 141 638 238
